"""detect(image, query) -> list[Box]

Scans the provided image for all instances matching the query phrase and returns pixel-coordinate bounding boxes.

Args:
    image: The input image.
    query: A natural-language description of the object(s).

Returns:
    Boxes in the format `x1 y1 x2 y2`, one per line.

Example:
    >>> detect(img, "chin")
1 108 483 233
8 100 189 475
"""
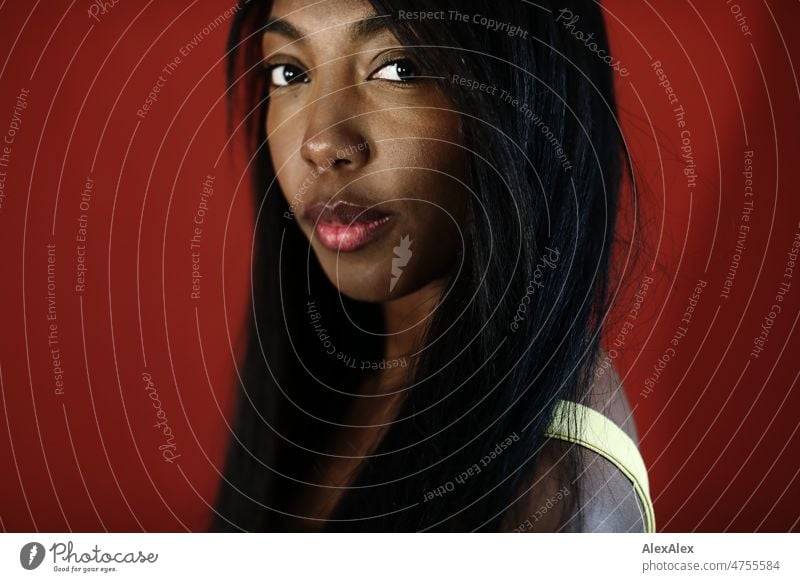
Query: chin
305 218 460 303
314 252 430 303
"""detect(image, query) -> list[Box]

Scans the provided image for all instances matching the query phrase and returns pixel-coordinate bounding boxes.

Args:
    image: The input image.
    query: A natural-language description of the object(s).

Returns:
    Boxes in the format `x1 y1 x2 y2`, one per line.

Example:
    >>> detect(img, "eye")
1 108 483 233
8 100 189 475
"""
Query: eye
370 58 420 83
268 64 308 87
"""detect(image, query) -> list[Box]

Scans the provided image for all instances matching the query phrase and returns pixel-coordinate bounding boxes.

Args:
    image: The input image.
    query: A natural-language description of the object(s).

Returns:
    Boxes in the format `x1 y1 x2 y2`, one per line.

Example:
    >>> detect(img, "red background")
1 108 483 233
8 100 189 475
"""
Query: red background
0 0 798 532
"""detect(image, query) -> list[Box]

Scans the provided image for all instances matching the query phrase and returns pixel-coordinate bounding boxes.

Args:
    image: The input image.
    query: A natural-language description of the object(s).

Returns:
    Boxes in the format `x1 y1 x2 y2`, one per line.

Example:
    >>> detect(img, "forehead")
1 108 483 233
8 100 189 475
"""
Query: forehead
268 0 380 35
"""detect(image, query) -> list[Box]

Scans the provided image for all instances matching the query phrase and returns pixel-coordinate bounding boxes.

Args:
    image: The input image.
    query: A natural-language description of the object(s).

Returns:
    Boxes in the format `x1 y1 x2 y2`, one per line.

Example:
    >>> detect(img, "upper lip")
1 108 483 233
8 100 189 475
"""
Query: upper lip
302 198 393 226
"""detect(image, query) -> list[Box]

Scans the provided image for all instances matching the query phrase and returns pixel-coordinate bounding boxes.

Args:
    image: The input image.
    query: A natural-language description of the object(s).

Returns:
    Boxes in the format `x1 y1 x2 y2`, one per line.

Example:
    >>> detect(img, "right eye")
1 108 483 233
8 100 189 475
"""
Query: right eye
267 64 309 87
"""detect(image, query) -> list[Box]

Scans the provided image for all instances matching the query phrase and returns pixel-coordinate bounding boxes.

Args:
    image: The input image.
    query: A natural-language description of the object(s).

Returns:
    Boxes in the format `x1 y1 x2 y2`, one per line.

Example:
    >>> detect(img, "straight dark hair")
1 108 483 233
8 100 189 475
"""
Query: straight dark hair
212 0 636 532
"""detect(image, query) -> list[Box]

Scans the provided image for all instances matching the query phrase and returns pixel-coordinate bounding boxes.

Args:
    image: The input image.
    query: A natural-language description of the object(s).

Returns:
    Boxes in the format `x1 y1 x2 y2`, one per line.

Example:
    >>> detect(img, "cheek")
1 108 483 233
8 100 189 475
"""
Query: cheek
266 108 302 203
368 108 471 276
425 146 471 224
391 148 471 282
395 135 471 235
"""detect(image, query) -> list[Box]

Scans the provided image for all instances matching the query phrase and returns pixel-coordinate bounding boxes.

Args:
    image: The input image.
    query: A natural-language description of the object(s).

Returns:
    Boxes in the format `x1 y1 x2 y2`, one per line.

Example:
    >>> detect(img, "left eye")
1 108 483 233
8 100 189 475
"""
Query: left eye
371 59 420 82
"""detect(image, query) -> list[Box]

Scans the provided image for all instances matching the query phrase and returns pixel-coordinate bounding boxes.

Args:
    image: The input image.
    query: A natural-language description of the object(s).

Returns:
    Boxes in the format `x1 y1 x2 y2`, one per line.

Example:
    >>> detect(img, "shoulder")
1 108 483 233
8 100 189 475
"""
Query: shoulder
502 349 649 532
584 349 640 445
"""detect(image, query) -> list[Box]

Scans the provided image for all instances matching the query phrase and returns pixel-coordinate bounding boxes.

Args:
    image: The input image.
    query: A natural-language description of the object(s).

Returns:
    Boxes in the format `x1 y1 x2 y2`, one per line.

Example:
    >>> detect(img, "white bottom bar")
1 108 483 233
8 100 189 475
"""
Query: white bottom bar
1 533 797 581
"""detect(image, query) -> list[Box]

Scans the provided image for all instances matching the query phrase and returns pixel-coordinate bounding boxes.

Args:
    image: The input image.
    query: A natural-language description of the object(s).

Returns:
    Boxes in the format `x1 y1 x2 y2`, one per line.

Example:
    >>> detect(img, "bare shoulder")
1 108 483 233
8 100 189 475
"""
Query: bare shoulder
501 349 648 532
572 348 648 531
580 348 639 444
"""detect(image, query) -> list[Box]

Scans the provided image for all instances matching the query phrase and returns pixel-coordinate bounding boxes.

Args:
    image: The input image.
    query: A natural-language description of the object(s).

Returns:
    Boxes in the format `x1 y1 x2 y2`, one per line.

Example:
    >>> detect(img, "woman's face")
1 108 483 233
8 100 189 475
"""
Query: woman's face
263 0 471 303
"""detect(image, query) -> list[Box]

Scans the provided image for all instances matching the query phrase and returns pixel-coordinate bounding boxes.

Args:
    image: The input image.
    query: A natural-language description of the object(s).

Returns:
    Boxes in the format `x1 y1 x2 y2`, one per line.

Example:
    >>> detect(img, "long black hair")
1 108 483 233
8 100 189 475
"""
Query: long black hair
212 0 634 532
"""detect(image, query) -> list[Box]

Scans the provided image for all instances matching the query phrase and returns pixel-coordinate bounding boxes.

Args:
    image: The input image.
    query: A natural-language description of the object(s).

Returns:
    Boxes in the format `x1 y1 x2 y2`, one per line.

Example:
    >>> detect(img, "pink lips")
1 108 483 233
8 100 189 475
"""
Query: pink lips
303 200 394 252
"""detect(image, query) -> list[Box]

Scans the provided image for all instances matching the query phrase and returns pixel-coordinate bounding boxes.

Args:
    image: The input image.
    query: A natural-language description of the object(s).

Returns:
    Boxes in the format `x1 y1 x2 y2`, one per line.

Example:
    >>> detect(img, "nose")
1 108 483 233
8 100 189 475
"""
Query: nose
299 94 371 173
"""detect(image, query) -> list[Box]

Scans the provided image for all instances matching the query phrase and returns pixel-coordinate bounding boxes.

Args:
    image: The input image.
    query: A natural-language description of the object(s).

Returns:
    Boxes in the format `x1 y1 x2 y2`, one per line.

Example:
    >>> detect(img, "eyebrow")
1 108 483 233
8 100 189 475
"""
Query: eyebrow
263 14 394 44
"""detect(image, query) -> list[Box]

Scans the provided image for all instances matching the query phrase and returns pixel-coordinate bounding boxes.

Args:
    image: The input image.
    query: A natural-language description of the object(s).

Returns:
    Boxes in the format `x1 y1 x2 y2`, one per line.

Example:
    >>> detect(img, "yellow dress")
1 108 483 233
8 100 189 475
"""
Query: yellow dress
545 400 657 533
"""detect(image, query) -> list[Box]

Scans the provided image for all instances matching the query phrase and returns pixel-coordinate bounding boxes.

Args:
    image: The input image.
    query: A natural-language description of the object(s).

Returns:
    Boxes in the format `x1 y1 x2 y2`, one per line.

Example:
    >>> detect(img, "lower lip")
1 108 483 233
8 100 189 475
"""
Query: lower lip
313 216 394 252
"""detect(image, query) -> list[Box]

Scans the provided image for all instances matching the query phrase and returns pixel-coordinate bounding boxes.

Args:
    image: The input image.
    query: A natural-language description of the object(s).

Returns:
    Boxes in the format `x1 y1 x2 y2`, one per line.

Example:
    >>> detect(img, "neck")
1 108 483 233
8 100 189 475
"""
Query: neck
384 277 448 357
359 277 449 395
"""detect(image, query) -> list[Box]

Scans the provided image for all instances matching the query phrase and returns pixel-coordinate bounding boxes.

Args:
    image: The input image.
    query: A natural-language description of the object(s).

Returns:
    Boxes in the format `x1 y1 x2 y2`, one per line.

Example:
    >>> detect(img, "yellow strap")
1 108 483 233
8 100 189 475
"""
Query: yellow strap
544 400 656 533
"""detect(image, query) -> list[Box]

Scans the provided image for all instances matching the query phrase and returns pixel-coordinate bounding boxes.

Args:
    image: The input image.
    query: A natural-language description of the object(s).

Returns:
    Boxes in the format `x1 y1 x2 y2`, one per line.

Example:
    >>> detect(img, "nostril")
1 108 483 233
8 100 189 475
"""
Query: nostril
302 137 370 172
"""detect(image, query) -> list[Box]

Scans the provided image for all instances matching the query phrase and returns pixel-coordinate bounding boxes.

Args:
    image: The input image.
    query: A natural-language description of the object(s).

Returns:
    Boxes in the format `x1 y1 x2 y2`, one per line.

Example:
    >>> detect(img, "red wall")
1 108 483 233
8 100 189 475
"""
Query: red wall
0 1 797 532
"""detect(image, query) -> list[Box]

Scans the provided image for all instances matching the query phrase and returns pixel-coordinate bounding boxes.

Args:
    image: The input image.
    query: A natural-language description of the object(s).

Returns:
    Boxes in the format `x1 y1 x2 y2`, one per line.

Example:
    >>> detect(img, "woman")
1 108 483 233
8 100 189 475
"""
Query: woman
212 0 655 532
